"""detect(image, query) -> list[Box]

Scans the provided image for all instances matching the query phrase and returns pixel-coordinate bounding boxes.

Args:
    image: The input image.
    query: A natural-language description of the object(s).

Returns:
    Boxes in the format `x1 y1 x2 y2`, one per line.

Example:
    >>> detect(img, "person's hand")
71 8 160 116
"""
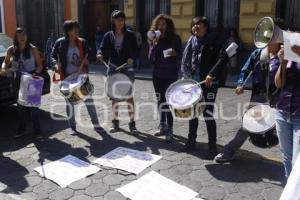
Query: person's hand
96 54 104 63
278 45 287 64
55 64 62 73
170 49 177 57
0 68 7 77
205 75 214 88
235 86 244 95
291 45 300 57
127 58 134 65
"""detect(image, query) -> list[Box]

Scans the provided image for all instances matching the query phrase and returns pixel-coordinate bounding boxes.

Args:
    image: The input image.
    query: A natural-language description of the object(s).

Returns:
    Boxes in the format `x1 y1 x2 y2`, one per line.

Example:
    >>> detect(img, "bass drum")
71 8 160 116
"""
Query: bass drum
242 104 278 148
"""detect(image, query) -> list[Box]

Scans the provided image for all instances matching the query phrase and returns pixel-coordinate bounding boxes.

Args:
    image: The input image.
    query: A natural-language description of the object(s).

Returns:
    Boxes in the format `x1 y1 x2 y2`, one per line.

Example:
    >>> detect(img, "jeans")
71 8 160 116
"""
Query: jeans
17 104 40 132
275 110 300 179
152 75 177 129
188 85 218 145
66 97 100 130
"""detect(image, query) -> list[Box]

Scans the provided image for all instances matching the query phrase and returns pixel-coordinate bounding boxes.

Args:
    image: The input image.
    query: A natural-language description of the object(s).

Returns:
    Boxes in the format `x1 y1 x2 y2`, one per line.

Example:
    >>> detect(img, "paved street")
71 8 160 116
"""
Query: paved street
0 67 285 200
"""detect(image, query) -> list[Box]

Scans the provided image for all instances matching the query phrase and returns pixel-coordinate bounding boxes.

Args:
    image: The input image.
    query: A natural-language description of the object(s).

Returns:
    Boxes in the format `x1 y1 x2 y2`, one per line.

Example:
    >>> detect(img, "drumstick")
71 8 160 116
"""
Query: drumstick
102 61 110 69
241 70 253 88
115 63 128 71
79 54 88 73
183 80 206 93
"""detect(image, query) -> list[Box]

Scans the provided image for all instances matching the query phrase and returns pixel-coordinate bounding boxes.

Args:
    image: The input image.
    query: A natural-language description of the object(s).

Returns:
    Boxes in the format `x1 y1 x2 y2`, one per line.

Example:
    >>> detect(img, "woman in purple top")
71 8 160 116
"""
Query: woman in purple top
148 14 182 143
275 45 300 180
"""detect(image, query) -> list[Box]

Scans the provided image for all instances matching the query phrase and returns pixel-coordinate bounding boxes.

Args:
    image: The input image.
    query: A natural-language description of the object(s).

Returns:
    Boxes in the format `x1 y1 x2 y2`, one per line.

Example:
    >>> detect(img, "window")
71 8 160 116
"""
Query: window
196 0 240 30
276 0 300 30
0 0 4 33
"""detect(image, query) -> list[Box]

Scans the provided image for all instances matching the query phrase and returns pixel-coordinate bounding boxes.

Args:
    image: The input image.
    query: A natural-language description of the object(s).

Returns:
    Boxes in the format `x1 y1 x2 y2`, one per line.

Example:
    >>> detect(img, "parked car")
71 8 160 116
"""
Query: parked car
0 33 50 106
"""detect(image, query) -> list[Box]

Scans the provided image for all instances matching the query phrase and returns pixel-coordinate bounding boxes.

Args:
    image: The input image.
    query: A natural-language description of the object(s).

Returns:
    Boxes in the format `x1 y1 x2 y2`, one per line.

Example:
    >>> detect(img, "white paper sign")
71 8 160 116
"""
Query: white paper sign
117 171 198 200
226 42 238 58
280 154 300 200
34 155 100 188
93 147 162 174
283 31 300 63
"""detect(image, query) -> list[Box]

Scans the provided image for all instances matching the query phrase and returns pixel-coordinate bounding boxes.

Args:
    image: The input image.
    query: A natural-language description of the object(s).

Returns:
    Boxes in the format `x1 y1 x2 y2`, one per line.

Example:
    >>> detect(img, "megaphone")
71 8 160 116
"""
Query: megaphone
254 17 283 48
147 30 161 40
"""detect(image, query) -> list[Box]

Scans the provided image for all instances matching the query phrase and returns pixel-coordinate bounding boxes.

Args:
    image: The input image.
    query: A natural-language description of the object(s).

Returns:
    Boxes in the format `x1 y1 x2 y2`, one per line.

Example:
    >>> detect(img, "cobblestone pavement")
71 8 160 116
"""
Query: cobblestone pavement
0 69 285 200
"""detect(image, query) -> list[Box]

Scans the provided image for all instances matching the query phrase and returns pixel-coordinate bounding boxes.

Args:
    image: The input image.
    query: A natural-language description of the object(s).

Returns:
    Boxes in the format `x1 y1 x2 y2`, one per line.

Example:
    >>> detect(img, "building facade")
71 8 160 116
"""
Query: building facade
1 0 299 51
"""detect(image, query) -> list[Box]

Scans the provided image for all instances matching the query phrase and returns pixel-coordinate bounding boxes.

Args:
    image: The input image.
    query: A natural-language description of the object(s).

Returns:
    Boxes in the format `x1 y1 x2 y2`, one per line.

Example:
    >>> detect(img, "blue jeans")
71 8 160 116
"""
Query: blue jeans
66 98 100 130
275 110 300 179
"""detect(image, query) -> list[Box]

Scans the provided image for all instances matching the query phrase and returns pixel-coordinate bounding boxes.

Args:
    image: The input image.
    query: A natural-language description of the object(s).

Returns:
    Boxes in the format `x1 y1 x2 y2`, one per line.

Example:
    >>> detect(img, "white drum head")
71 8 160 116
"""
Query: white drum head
105 73 132 99
166 79 203 109
60 74 87 92
242 104 276 134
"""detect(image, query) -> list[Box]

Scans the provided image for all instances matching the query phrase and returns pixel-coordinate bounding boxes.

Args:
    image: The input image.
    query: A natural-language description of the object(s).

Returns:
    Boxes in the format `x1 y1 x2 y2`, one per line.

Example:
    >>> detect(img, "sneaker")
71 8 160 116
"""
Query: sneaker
110 120 120 133
215 153 234 163
129 121 139 135
154 123 168 136
180 137 196 152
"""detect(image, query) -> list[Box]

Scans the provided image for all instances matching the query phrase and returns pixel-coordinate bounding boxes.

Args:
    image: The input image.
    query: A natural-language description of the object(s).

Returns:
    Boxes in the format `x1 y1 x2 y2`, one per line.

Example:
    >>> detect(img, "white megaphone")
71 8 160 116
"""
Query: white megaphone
254 17 283 48
147 30 161 40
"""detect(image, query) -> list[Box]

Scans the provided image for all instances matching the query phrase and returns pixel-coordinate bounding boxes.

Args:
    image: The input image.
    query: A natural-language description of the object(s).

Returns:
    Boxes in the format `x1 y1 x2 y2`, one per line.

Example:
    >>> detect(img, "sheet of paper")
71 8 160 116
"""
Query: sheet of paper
283 31 300 63
117 171 198 200
93 147 162 174
280 154 300 200
34 155 100 188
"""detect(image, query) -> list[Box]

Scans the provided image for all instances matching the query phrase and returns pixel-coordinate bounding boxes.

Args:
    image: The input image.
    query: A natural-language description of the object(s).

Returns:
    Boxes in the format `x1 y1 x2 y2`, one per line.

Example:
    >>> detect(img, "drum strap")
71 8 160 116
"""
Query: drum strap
75 38 88 73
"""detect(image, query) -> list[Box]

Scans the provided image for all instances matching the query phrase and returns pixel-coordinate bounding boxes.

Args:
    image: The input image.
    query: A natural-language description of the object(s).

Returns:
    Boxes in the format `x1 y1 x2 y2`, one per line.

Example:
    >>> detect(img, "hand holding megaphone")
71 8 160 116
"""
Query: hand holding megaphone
147 30 161 41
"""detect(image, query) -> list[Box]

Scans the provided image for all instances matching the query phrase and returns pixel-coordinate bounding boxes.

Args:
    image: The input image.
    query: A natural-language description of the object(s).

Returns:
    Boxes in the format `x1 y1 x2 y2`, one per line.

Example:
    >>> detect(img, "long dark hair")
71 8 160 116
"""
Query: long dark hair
111 10 126 33
149 14 177 41
13 27 31 61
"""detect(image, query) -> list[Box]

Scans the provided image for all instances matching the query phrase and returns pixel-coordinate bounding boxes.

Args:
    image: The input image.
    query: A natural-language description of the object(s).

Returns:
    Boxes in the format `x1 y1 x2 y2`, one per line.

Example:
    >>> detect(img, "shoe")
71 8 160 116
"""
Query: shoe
110 120 120 133
14 127 26 138
180 136 196 152
129 121 139 135
94 125 106 134
165 128 173 143
215 153 234 163
34 130 43 140
69 128 77 135
206 144 218 160
154 123 168 136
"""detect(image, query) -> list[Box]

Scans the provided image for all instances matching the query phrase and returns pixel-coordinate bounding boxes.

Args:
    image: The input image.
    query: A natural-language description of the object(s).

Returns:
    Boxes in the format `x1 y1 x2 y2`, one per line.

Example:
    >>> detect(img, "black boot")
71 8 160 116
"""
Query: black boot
181 135 196 152
206 143 218 160
165 127 173 143
154 122 167 136
129 121 139 135
110 120 120 133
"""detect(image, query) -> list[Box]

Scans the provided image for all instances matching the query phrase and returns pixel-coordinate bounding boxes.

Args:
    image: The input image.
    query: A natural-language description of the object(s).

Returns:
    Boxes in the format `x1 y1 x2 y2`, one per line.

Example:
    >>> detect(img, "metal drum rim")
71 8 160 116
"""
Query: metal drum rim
166 79 203 110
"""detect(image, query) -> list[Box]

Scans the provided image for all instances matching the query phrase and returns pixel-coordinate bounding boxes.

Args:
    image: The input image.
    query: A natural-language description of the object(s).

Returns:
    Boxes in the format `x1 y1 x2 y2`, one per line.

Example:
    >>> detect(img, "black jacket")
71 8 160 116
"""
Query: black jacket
181 34 229 86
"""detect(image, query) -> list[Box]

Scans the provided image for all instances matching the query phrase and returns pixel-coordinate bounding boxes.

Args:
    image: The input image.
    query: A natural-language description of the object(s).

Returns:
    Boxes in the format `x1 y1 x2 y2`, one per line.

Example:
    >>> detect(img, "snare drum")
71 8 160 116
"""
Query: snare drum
59 73 94 104
166 79 204 119
105 73 133 101
18 73 44 107
242 104 278 148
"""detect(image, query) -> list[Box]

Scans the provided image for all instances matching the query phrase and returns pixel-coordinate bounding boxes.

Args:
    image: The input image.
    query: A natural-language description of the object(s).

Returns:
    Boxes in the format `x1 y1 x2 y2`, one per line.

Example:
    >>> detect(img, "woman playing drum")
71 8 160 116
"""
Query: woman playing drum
96 10 139 135
1 28 43 139
51 20 103 135
181 17 228 159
